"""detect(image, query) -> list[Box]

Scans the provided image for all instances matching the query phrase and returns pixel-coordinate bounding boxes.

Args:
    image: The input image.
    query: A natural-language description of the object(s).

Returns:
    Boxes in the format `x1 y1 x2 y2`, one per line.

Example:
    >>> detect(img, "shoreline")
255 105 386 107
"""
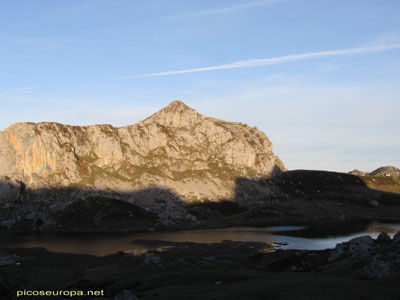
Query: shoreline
1 232 400 300
1 216 400 235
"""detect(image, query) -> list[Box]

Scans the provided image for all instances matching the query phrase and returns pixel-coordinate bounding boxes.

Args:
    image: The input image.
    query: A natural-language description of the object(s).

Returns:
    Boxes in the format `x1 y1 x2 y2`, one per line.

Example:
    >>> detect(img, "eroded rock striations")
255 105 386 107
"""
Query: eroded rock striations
0 100 285 230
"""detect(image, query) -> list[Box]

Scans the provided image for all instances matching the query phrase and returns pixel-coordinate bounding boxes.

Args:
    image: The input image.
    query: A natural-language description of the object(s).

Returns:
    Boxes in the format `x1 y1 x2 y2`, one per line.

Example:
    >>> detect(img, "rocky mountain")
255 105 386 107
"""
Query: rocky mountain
0 101 289 230
0 100 284 202
1 101 400 232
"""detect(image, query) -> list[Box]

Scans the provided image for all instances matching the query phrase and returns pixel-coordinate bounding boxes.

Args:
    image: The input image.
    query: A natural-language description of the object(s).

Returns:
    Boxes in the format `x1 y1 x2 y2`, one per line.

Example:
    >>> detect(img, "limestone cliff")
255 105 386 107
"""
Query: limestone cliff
2 103 400 231
0 100 285 203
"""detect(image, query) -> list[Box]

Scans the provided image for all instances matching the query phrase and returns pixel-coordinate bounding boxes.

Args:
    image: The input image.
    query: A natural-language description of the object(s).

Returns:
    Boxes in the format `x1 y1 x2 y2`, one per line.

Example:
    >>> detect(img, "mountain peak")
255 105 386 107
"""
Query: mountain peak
161 100 197 114
141 100 201 127
166 100 190 109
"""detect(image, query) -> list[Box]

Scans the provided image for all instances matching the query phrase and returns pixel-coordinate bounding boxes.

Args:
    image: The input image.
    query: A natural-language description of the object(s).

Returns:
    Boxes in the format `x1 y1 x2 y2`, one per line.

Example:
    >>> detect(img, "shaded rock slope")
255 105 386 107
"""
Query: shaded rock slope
191 170 400 228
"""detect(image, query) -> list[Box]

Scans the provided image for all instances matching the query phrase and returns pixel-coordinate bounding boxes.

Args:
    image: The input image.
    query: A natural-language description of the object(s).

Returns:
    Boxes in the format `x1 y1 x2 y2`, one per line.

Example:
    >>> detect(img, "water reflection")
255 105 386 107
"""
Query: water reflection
275 221 400 250
1 221 398 256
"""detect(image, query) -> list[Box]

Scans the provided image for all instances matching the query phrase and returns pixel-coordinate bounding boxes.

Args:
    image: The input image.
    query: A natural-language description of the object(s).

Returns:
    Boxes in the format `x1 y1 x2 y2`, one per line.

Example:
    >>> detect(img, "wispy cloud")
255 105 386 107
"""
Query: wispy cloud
120 43 400 79
0 87 38 97
368 29 400 46
164 0 285 21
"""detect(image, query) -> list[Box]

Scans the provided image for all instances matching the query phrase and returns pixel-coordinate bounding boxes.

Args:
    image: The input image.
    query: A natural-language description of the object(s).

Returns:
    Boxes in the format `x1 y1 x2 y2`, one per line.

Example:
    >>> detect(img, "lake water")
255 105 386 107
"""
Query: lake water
1 221 399 256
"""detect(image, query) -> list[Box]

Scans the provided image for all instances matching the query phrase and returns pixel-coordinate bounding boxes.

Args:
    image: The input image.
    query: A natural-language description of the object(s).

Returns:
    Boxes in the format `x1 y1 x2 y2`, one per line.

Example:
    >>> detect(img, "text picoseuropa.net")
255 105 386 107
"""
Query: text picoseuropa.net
17 290 104 297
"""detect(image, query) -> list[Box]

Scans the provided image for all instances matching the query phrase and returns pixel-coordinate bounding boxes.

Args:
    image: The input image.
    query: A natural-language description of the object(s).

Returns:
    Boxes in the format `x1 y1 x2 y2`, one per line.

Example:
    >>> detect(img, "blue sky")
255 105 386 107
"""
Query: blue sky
1 0 399 172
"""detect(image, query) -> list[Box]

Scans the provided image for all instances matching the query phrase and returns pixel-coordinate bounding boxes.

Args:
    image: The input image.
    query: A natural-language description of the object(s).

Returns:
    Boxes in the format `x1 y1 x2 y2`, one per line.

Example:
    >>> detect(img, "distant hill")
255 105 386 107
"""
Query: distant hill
349 166 400 177
369 166 400 177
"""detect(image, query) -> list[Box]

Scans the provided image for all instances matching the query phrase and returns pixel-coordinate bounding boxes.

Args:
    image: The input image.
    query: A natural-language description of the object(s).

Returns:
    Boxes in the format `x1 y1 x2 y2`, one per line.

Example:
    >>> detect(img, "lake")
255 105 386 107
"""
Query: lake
1 220 399 256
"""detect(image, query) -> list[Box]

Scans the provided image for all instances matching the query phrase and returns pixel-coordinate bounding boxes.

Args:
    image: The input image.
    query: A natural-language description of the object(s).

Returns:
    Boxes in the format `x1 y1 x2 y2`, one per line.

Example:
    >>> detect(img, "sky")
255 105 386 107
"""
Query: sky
1 0 399 172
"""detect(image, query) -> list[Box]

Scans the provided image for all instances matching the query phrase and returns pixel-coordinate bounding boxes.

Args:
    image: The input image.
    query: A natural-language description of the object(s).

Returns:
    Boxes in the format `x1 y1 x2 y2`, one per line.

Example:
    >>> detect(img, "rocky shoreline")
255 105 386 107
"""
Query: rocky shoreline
1 232 400 300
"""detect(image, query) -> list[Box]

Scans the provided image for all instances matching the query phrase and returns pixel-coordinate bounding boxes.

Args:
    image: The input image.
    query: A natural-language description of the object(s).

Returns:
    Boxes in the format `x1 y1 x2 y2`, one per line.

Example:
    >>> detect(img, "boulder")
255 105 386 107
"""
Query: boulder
0 251 18 266
115 290 139 300
376 232 391 244
393 231 400 244
328 235 374 261
144 254 162 264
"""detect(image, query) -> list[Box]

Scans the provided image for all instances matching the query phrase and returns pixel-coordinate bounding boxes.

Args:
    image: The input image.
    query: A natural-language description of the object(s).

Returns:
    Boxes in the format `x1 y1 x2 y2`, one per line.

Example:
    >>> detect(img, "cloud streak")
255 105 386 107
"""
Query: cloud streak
0 87 38 97
164 0 285 21
121 43 400 79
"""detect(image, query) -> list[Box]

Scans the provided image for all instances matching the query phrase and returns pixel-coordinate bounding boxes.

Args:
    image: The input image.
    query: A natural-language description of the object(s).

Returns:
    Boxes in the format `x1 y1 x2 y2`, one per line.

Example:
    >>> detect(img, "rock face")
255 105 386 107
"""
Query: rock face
0 101 287 230
0 100 284 202
327 232 400 279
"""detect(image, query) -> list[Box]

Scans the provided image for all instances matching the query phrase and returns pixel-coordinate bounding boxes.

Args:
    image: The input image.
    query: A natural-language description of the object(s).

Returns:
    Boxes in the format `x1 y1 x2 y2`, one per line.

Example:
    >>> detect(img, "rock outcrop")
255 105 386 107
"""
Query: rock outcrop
369 166 400 177
262 231 400 280
0 251 19 266
327 232 400 279
349 166 400 177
